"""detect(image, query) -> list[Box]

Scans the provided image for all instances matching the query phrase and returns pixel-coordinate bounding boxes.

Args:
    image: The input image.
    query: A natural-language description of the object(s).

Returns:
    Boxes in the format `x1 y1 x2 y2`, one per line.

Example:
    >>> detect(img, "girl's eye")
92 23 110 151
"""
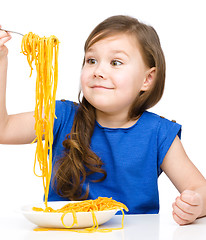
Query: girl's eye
111 60 122 66
87 58 97 64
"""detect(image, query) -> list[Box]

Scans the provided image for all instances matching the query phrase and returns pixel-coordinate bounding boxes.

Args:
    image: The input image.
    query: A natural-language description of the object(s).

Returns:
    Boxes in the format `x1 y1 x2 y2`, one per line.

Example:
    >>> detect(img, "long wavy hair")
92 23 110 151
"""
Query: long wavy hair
53 15 166 200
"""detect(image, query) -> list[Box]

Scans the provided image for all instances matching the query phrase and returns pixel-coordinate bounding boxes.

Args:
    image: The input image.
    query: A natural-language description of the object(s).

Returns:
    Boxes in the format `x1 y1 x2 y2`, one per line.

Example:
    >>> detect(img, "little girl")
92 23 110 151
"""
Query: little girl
0 15 206 226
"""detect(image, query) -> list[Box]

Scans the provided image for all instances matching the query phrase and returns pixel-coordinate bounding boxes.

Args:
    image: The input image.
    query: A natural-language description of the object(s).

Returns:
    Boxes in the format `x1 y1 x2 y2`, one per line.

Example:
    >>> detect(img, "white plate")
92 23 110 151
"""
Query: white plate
21 201 119 228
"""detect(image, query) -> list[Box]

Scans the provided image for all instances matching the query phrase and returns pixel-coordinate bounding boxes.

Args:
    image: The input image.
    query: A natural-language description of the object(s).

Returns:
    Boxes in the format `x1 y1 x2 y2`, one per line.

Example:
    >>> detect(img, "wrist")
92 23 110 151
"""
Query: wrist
194 187 206 218
0 54 8 62
0 46 9 62
0 56 8 71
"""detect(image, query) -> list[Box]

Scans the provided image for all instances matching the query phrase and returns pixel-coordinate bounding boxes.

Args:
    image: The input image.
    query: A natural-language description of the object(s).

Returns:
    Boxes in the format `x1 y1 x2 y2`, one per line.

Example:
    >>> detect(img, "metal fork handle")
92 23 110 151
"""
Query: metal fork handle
0 28 24 36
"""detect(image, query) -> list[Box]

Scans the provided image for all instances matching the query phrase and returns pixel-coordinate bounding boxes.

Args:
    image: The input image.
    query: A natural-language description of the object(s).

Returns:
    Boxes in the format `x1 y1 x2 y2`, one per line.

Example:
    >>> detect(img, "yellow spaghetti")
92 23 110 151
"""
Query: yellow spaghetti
21 32 59 208
21 33 128 233
33 197 129 232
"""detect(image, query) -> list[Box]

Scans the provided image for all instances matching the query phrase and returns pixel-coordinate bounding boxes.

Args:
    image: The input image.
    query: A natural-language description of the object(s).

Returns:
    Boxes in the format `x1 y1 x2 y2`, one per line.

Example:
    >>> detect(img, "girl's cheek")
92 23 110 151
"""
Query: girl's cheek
80 72 89 89
80 69 86 82
81 68 92 83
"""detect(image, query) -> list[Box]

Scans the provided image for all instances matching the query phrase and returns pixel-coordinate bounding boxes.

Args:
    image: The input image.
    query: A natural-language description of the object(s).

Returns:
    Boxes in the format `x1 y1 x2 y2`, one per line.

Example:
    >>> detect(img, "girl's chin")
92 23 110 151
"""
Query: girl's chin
85 95 113 106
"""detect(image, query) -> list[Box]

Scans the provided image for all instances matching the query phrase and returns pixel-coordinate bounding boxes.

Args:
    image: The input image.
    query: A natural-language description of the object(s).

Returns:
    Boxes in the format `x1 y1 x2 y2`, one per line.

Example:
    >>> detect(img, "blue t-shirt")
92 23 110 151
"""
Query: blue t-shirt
48 100 181 214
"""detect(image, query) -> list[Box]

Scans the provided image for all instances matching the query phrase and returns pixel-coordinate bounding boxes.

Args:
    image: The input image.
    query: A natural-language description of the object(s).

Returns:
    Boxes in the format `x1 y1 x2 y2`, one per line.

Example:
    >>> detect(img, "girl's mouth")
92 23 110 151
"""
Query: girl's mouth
92 85 113 90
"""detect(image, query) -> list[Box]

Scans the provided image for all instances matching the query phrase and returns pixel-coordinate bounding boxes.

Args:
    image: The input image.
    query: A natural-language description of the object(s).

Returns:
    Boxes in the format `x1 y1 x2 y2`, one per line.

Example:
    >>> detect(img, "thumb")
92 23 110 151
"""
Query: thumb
181 190 201 206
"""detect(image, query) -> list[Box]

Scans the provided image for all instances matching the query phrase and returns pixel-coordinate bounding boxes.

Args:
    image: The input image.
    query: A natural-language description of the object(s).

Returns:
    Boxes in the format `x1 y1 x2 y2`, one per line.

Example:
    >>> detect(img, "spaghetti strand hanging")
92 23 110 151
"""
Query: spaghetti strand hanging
21 32 59 208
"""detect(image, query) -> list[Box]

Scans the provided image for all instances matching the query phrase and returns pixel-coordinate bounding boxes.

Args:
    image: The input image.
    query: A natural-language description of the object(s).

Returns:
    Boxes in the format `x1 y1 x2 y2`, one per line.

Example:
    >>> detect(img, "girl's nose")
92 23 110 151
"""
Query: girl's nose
94 72 104 79
93 63 106 79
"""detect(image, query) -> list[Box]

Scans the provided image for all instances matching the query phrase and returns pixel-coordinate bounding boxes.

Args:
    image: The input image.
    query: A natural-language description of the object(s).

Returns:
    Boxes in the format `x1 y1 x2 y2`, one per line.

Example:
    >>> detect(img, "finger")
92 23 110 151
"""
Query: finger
0 27 11 39
0 25 8 33
0 31 11 39
0 35 12 46
175 196 196 214
172 211 191 226
172 202 195 222
181 190 201 206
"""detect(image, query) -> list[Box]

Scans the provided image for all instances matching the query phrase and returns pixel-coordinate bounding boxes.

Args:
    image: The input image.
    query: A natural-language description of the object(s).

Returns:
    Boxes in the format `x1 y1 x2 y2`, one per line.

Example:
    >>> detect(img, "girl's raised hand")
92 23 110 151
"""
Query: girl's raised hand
172 190 203 225
0 26 12 59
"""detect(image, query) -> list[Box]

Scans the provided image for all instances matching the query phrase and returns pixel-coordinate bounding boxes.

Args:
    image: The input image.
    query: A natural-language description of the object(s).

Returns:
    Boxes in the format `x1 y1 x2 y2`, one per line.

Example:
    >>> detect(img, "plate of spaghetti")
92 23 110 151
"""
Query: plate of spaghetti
20 33 128 232
21 197 128 232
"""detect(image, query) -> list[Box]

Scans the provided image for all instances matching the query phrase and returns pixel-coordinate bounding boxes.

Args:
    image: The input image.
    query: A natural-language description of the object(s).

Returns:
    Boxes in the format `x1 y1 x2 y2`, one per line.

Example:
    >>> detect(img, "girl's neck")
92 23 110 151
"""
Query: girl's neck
95 109 139 129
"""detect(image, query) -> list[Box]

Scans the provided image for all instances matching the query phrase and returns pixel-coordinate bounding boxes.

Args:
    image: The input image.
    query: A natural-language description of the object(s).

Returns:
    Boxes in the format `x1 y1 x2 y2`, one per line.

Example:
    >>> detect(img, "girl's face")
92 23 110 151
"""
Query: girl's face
81 33 151 117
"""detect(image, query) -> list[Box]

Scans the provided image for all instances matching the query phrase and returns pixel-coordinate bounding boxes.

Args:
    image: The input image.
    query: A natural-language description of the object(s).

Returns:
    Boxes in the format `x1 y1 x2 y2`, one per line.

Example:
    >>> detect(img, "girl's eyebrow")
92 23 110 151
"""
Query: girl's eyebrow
86 48 129 58
111 50 129 58
86 47 95 54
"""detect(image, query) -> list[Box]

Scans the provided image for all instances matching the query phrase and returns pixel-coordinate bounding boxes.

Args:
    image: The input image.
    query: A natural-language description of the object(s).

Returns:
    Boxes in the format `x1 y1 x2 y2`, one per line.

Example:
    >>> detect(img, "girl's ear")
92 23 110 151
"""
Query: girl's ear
141 67 156 91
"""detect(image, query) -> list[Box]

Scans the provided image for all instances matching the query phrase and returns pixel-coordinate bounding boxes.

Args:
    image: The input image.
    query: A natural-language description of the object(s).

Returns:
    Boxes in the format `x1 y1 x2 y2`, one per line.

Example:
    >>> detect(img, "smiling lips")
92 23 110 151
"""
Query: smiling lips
92 85 114 90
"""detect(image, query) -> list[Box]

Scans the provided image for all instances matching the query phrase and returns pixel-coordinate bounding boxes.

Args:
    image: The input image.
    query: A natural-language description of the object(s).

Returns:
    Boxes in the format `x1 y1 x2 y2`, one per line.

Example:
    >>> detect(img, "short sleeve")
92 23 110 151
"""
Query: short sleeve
157 117 182 175
53 100 76 141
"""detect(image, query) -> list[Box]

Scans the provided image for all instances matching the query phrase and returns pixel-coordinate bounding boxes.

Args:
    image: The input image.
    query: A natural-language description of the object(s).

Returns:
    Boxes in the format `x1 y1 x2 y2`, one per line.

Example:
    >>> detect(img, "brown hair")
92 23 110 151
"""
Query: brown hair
53 15 166 200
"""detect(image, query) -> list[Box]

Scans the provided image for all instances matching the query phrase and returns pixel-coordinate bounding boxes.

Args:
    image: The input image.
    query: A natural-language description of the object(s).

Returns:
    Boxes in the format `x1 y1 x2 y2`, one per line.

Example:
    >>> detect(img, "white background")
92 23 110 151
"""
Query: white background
0 0 205 216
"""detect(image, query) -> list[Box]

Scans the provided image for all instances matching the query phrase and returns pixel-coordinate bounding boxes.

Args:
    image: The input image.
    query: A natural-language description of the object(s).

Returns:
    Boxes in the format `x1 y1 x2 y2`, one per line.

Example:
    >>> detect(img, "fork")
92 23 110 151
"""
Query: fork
0 28 24 36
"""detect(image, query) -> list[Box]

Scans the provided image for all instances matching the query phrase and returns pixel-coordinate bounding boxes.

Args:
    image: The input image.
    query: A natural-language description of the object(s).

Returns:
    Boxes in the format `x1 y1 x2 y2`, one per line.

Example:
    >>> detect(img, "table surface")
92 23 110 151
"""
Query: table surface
0 211 206 240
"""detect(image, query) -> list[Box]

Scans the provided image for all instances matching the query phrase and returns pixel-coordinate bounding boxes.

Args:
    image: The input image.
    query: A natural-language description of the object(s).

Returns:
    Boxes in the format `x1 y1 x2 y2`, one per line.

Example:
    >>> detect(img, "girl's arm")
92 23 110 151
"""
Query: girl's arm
161 136 206 225
0 28 36 144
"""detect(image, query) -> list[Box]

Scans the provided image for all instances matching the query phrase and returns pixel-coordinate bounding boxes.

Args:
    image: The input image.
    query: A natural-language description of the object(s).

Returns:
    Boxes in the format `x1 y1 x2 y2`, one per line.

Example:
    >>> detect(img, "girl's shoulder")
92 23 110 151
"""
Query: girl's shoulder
55 99 79 117
53 99 79 137
142 111 179 126
56 99 78 109
141 110 182 137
